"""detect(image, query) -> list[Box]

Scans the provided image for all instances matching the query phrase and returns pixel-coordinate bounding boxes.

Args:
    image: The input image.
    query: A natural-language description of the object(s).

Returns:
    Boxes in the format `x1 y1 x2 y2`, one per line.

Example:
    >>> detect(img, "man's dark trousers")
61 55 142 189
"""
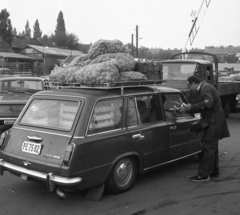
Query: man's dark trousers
198 139 219 177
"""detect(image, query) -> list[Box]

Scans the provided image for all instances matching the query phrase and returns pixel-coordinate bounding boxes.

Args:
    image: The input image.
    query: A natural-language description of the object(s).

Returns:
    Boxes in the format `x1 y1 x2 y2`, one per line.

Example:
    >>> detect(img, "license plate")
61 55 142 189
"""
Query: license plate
21 141 42 155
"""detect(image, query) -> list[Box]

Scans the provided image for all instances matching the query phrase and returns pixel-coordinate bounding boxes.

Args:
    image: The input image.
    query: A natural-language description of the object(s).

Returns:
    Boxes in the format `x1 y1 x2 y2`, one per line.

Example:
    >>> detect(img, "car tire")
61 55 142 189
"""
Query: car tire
105 157 137 194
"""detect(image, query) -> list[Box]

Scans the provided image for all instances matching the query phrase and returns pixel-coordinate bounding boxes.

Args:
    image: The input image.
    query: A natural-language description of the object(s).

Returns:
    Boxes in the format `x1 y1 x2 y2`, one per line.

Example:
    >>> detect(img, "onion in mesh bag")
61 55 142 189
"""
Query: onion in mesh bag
89 53 135 72
67 54 91 67
49 65 81 83
74 61 119 85
119 71 147 81
88 39 128 59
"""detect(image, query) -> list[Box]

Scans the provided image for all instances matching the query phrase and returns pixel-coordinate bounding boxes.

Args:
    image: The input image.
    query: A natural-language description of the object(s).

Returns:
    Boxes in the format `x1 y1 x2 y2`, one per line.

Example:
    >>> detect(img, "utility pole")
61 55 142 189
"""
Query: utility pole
131 34 134 56
136 25 138 57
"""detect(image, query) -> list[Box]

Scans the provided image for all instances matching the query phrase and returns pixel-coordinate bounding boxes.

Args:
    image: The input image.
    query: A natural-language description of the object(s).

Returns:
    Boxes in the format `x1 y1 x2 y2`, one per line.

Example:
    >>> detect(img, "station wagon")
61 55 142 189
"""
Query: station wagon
0 81 202 197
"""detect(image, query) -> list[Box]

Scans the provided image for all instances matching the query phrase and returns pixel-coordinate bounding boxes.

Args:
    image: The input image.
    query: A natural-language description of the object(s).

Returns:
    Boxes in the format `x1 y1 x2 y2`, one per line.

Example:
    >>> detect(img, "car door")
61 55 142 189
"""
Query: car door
162 93 202 160
127 94 171 170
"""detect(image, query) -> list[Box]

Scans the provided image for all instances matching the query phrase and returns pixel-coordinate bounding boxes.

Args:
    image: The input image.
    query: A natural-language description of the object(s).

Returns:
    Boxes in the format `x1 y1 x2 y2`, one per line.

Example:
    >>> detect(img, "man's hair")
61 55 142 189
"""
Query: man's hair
187 76 201 85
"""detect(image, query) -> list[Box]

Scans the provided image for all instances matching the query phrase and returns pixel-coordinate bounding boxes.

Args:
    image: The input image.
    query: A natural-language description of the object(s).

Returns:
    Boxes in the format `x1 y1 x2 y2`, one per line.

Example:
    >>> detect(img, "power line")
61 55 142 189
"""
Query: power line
0 0 134 27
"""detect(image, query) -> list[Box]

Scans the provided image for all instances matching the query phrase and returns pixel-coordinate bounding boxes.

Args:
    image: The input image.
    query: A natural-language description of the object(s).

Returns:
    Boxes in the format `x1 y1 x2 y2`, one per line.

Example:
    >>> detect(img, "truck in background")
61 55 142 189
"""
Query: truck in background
160 52 240 118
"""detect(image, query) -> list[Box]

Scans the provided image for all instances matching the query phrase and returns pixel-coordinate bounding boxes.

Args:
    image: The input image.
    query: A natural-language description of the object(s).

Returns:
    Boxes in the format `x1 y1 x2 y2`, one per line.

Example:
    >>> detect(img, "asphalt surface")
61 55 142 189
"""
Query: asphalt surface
0 112 240 215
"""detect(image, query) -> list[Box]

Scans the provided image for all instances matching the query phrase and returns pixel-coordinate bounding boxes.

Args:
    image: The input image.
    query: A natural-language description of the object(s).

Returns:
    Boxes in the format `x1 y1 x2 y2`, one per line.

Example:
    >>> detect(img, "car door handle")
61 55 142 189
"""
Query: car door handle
132 134 145 140
170 126 177 130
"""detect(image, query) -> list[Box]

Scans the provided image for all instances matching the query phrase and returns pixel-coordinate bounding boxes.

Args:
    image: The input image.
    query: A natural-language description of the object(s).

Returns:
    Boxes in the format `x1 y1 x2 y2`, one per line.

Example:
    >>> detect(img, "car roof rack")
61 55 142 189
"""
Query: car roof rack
50 80 166 95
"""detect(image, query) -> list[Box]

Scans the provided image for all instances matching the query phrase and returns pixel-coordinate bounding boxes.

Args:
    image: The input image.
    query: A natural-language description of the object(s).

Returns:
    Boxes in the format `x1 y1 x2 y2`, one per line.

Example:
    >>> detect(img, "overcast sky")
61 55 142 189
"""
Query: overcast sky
1 0 240 50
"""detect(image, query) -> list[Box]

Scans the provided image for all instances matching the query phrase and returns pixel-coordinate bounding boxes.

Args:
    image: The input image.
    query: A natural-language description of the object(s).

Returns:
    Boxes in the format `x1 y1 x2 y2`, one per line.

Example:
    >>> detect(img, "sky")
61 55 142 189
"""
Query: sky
1 0 240 50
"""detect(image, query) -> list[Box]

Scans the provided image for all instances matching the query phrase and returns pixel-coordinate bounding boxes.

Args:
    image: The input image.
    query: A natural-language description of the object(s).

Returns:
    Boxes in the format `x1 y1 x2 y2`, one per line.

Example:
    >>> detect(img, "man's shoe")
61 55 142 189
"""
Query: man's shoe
190 174 210 182
210 171 220 177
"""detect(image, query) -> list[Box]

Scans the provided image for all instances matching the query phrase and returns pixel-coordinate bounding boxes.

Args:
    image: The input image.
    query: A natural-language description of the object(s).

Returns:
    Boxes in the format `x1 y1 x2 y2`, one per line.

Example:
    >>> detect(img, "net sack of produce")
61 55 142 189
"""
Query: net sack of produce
49 65 81 83
67 54 91 67
119 71 147 81
90 53 136 72
74 61 119 85
88 39 128 59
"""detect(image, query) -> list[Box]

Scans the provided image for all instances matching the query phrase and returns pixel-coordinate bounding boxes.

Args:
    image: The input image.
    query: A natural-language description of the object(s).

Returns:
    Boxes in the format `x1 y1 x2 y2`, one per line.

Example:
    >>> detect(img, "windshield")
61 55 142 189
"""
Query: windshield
0 80 43 93
20 99 80 131
162 63 197 80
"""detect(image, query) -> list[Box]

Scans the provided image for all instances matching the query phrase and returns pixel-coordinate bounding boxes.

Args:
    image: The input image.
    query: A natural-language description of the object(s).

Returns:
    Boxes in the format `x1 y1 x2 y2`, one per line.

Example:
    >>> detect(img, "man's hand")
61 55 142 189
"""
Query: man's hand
178 103 191 112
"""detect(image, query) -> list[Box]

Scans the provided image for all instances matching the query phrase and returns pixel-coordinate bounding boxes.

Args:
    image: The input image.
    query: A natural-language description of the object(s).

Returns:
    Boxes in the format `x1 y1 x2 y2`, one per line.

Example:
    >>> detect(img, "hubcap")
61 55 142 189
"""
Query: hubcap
115 160 133 187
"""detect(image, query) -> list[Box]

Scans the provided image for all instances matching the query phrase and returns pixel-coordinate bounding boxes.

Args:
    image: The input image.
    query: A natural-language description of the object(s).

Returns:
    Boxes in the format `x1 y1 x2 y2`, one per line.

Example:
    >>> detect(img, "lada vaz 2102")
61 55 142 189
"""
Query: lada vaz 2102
0 82 202 198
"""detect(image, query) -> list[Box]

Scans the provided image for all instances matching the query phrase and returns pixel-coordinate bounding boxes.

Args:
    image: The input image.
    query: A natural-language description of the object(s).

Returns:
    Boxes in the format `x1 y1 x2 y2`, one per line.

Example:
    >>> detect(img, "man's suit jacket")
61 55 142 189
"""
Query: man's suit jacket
190 82 230 141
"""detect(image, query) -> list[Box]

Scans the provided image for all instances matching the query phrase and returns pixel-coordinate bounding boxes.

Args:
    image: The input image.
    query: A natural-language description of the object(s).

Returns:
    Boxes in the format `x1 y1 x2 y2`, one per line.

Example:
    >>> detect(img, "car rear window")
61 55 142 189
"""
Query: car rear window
0 104 25 114
0 80 43 93
20 99 80 130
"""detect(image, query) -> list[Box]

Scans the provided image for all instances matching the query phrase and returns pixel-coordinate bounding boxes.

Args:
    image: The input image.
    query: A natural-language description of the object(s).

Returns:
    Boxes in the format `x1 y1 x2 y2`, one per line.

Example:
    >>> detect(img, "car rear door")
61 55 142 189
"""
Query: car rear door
127 95 171 170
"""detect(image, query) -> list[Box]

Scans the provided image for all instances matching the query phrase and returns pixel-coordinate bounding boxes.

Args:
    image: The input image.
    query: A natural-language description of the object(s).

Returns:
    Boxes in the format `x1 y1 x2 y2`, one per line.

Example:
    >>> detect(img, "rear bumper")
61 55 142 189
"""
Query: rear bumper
0 159 82 190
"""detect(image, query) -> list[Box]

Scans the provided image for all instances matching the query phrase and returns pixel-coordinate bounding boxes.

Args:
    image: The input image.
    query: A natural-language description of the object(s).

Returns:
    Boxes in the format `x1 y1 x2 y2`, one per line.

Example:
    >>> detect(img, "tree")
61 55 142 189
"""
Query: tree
0 9 13 44
33 19 42 40
223 53 238 63
41 34 55 46
53 11 67 47
25 20 31 38
12 27 17 36
66 32 79 50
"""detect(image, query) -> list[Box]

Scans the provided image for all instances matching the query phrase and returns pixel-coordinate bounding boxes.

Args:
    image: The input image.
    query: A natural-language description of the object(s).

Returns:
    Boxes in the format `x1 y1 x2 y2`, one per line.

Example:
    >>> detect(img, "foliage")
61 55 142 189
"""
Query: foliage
53 11 67 47
24 20 31 38
33 19 42 40
41 34 55 46
66 32 79 50
0 9 13 44
12 28 17 36
223 53 239 63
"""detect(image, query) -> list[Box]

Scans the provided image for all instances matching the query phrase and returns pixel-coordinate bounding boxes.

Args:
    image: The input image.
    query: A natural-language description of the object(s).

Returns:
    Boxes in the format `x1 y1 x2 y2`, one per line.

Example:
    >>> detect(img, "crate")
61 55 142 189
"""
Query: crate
145 71 162 80
147 62 161 72
135 62 161 73
135 63 148 73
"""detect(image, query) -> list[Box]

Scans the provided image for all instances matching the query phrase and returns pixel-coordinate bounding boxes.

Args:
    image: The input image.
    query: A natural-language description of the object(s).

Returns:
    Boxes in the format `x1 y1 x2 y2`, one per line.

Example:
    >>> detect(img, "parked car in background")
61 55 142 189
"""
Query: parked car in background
0 81 202 198
0 76 50 133
0 68 12 77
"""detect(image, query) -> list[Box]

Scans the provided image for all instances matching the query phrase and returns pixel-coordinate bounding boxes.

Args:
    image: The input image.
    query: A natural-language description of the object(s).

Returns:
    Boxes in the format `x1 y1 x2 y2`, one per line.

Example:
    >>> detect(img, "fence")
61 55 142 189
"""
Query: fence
0 62 45 77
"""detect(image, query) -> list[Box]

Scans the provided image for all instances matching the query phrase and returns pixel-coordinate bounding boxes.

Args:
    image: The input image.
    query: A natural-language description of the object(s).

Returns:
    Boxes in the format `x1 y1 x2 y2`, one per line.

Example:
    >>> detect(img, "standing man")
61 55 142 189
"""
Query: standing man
179 76 230 182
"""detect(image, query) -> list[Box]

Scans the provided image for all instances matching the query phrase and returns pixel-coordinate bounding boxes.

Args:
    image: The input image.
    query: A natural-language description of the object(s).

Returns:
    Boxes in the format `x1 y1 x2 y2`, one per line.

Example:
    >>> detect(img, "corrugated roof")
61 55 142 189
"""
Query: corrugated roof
0 52 34 60
27 45 83 56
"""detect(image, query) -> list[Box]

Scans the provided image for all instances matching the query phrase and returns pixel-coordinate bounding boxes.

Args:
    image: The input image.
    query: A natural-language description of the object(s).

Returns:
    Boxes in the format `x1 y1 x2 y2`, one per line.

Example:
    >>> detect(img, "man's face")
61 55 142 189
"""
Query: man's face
187 81 197 91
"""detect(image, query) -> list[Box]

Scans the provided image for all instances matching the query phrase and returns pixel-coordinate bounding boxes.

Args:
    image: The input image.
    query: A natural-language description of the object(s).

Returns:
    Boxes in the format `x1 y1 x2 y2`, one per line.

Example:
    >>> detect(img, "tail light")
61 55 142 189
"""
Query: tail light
0 131 8 150
63 143 75 166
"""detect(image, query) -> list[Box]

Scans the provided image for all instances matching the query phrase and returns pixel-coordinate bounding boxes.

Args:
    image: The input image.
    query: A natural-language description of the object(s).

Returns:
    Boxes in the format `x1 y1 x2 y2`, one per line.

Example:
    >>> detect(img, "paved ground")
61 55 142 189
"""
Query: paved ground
0 112 240 215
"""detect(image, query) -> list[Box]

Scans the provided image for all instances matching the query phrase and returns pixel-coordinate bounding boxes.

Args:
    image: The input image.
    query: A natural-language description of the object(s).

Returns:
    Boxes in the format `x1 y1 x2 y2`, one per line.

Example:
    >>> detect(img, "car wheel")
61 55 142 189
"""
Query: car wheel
223 99 231 118
105 157 137 194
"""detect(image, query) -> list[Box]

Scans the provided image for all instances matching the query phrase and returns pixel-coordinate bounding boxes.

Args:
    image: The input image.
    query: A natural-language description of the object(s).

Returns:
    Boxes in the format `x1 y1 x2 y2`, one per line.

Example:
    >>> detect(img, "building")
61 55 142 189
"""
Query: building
18 45 84 76
0 52 36 76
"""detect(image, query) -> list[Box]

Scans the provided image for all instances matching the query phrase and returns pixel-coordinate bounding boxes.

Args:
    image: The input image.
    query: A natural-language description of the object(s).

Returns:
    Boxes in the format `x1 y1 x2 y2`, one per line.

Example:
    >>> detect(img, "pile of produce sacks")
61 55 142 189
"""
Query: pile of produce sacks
49 39 146 85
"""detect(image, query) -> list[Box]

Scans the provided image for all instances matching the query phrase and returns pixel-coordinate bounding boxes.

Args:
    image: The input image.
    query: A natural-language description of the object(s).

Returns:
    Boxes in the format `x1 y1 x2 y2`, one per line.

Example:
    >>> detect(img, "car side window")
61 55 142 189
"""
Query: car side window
127 97 138 127
129 95 163 125
162 93 192 119
88 98 123 135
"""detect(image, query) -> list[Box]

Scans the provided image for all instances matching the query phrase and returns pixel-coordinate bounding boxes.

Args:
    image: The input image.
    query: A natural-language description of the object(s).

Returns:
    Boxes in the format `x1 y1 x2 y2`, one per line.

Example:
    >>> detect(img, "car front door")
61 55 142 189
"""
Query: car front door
162 93 202 160
127 94 170 170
